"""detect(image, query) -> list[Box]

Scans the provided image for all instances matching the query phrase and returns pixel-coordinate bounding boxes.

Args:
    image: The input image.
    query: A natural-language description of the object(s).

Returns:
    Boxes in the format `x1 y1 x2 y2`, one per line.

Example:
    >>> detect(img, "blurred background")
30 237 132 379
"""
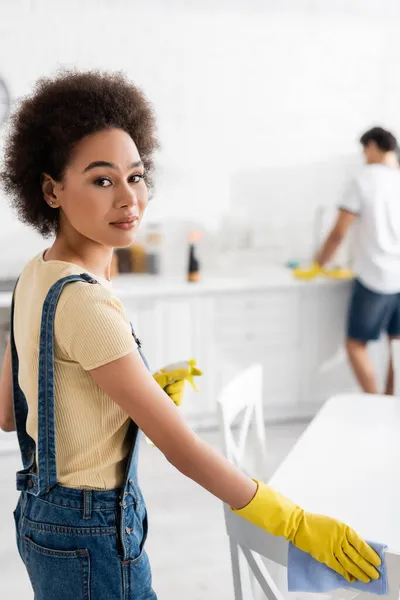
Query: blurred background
0 1 399 598
1 0 400 276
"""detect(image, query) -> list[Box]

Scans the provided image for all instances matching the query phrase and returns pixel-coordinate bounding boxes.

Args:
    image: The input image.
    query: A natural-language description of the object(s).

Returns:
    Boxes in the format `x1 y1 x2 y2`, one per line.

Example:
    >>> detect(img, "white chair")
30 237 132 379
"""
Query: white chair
224 506 400 600
217 364 269 597
216 363 267 480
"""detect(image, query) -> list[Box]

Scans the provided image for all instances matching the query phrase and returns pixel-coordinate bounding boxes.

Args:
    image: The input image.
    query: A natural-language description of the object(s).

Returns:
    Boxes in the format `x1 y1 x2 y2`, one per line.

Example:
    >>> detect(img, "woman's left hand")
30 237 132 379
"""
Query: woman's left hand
153 360 202 406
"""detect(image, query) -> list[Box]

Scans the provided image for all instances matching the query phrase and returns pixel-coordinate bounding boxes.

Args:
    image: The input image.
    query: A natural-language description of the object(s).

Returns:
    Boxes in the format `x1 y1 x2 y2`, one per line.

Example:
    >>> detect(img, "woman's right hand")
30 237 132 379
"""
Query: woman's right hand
232 481 381 583
293 511 381 583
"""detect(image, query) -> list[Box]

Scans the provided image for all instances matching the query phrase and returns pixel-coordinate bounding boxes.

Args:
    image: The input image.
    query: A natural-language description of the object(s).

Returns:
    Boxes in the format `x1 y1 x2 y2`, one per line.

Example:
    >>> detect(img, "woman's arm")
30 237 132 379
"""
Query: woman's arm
90 349 257 510
89 347 382 583
0 340 16 432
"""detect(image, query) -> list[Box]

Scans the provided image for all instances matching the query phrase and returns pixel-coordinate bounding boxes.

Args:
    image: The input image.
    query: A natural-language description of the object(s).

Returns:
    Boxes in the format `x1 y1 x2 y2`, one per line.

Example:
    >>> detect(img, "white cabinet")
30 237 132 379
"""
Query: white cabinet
298 284 358 409
126 280 387 428
127 290 304 428
0 277 372 429
0 308 10 362
213 290 301 421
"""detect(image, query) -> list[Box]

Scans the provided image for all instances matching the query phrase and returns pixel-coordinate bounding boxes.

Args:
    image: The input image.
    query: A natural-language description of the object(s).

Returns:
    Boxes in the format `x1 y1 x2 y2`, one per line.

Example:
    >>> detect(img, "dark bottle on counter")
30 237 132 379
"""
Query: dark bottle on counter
187 231 201 282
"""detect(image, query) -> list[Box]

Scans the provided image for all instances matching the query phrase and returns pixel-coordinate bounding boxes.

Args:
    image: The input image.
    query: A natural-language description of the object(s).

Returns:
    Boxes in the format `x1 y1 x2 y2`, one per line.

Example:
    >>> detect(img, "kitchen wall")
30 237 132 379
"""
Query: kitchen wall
1 0 400 276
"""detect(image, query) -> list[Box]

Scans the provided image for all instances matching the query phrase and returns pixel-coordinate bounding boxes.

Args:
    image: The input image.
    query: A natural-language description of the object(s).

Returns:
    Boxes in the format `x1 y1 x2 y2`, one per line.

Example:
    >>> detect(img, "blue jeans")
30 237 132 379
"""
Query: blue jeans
11 274 156 599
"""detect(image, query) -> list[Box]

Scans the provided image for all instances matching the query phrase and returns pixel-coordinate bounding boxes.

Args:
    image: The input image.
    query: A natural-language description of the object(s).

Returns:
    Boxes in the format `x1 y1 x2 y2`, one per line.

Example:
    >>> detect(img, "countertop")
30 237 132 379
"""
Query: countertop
0 267 352 309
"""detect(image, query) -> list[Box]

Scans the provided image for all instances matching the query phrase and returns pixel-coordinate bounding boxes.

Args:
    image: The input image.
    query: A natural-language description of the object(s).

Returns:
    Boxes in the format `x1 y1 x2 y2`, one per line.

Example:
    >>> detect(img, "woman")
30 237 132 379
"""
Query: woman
0 71 380 599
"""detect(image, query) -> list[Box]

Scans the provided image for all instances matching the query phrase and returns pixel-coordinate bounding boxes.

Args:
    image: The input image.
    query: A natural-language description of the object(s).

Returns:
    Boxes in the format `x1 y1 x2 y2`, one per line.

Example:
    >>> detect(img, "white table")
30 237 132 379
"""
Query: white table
269 393 400 553
225 393 400 599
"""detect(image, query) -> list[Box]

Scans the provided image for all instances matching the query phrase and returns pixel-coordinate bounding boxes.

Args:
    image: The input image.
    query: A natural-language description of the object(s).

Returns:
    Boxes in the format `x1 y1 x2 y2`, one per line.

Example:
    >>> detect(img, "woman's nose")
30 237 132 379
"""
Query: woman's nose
115 186 138 209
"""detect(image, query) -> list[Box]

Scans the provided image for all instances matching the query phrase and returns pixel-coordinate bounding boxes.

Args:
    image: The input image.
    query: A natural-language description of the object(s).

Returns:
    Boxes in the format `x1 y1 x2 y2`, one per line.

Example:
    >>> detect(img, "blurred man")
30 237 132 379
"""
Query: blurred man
317 127 400 394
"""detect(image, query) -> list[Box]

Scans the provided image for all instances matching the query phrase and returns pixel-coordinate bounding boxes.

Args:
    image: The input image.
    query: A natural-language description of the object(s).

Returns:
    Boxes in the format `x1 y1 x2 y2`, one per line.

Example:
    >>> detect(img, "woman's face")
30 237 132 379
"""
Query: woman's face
45 128 148 248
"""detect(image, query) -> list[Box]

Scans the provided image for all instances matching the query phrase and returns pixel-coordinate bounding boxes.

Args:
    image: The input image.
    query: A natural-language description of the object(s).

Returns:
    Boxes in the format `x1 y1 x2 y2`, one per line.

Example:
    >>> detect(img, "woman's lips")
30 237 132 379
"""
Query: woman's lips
110 216 139 231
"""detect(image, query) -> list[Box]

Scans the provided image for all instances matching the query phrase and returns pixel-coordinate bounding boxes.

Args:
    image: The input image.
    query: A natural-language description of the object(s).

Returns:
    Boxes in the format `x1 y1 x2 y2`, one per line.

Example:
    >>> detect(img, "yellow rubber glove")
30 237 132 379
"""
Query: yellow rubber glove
293 262 322 280
153 360 203 407
146 360 203 447
322 267 353 279
232 481 381 583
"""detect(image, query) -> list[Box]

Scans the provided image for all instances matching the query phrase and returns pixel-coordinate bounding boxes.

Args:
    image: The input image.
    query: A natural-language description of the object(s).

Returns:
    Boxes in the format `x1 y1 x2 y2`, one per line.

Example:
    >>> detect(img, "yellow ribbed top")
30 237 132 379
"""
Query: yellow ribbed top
13 253 135 489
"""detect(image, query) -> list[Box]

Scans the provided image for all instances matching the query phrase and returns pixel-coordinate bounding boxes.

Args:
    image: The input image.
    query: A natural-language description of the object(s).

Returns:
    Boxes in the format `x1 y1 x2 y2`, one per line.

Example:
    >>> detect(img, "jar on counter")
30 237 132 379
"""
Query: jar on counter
114 248 132 273
130 242 147 273
146 223 163 275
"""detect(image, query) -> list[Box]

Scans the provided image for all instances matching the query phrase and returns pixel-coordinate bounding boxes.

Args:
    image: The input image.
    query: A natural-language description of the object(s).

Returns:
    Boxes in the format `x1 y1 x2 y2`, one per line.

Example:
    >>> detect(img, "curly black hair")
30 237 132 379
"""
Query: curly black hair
0 70 159 237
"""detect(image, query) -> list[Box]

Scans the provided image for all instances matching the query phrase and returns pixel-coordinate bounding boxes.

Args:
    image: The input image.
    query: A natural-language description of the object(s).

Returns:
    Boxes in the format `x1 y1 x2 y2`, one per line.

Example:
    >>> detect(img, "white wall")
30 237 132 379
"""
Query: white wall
1 0 400 274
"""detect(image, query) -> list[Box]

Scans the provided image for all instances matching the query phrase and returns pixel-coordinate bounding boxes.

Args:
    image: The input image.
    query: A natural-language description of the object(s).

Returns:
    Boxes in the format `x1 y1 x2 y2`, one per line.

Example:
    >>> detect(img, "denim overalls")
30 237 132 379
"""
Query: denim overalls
11 274 157 599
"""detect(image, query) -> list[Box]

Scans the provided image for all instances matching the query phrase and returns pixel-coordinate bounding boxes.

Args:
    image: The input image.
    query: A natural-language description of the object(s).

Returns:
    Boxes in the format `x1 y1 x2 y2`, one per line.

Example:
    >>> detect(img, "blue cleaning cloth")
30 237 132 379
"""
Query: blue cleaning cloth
288 540 388 595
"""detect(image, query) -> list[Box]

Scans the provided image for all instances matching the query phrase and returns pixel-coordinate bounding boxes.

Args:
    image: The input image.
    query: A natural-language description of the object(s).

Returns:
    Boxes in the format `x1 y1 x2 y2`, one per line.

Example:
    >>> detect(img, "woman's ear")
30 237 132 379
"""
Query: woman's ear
42 174 59 207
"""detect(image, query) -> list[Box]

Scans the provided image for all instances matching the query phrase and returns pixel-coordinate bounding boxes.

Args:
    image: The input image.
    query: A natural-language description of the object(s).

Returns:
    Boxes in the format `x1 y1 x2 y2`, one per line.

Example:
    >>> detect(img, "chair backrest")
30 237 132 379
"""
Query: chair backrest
216 363 267 480
224 505 400 600
391 339 400 396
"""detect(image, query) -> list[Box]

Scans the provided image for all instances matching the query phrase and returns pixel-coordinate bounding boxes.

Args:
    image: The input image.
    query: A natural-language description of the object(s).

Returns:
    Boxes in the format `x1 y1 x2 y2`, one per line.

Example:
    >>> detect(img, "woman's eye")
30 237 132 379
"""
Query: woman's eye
94 177 112 187
129 174 145 184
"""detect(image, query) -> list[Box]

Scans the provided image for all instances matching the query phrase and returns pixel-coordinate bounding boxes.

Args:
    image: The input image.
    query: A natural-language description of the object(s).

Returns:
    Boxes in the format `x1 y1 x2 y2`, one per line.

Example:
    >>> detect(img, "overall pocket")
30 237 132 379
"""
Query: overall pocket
24 535 90 600
121 550 156 600
121 509 157 599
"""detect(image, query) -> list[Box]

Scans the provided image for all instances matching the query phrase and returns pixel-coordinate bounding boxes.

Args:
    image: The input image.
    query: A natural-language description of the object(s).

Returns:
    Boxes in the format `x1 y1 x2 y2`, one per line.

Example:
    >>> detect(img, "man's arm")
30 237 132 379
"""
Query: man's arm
316 208 357 267
0 340 16 432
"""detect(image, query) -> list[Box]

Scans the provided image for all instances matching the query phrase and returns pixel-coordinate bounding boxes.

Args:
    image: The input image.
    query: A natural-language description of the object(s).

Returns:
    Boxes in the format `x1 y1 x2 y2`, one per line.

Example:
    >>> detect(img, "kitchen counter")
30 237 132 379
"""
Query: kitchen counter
0 267 360 429
113 269 352 299
0 269 352 307
1 266 353 305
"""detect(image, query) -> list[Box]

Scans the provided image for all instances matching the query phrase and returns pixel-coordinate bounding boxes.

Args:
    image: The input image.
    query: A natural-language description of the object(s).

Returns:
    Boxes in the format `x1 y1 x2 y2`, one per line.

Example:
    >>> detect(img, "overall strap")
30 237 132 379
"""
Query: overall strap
10 279 36 472
14 273 96 495
122 324 151 483
36 273 97 493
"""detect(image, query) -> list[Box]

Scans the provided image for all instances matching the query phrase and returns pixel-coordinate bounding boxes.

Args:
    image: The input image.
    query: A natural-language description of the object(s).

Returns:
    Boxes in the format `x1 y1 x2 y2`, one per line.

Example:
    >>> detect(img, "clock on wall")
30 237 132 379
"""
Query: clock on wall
0 77 10 127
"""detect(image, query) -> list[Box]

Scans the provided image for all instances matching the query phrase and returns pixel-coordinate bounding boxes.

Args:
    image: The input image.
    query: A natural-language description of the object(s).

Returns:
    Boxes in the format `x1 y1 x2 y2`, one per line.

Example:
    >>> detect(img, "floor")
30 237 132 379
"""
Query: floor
0 421 308 599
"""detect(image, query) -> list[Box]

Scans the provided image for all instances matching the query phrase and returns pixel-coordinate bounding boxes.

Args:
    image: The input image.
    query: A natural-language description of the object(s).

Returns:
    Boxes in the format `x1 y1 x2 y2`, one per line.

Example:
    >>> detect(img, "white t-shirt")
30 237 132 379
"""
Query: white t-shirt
340 164 400 293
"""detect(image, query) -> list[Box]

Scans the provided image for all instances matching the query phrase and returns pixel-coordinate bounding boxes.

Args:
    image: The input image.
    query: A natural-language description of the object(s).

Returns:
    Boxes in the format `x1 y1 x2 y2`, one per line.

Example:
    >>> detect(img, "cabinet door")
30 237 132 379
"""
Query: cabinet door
158 299 194 366
125 297 217 427
125 300 165 371
0 308 10 364
160 297 221 425
299 284 358 407
213 290 301 417
177 297 218 424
